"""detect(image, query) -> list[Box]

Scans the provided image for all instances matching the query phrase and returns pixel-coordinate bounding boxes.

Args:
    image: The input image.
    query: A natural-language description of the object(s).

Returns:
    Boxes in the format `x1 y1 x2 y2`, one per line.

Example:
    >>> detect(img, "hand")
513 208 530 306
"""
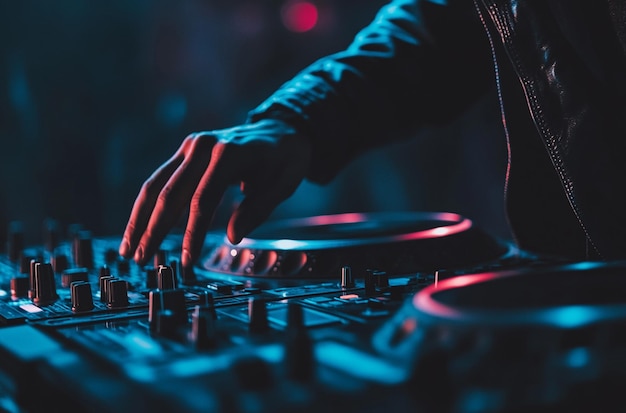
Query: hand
118 119 311 268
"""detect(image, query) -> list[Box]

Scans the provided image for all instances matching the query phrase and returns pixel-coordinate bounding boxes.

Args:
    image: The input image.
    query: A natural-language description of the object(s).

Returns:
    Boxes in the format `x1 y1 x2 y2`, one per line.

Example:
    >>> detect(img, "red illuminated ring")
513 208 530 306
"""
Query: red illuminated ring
412 261 626 329
232 212 473 251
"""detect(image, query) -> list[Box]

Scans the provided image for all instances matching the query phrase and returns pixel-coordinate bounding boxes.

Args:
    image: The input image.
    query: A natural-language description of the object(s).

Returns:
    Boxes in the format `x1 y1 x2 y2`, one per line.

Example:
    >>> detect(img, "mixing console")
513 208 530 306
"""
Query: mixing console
0 212 621 412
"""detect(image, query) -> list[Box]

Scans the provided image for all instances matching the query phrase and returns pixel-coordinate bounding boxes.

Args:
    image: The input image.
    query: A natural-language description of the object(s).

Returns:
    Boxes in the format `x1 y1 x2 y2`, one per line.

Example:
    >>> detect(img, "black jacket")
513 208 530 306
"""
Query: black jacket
248 0 626 261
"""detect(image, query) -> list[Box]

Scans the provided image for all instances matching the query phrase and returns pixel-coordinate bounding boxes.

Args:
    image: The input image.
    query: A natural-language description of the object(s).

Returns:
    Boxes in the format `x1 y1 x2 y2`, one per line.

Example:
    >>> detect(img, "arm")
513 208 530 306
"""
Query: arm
119 0 494 268
248 0 494 183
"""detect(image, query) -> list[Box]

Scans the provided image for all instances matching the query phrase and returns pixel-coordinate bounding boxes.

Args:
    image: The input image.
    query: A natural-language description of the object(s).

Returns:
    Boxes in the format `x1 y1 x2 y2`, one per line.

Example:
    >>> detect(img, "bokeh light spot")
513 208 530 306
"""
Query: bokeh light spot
281 1 318 33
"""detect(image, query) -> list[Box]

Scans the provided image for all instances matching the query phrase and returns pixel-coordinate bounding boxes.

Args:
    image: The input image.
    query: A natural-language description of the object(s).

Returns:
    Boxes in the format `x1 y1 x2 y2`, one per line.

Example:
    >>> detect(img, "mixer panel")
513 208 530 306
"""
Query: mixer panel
1 213 619 412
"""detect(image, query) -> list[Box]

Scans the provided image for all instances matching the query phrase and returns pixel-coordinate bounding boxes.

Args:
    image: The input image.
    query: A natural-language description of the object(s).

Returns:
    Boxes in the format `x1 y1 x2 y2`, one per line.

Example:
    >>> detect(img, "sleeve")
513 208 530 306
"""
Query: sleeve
247 0 494 183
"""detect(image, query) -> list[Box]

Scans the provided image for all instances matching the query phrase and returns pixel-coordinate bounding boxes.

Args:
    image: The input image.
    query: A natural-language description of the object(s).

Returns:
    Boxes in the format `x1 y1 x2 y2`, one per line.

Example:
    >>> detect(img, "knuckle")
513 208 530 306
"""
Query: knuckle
182 132 214 155
143 223 160 243
192 132 218 153
189 193 216 223
140 178 158 198
142 229 153 242
183 227 193 242
189 195 206 216
124 221 137 235
182 133 199 147
211 141 228 158
157 186 173 205
183 228 196 249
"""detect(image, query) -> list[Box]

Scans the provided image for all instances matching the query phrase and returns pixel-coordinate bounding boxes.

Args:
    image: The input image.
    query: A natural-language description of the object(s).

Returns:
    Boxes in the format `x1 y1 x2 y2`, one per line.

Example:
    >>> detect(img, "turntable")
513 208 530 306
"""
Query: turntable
199 211 515 280
374 260 626 412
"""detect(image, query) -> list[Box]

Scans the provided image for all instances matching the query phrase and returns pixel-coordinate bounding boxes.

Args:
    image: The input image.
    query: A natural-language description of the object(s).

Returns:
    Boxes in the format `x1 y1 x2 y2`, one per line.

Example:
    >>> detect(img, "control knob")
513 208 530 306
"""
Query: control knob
189 305 218 350
51 253 69 274
99 276 115 302
42 218 60 252
340 265 355 289
10 277 29 300
148 289 187 334
154 249 167 267
32 263 58 305
72 230 94 269
71 282 95 312
157 265 177 290
248 297 269 334
106 279 129 308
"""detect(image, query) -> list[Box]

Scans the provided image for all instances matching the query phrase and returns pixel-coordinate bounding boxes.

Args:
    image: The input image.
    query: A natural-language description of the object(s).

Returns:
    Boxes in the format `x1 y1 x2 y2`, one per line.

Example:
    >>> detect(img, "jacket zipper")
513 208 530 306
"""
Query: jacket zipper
477 0 600 259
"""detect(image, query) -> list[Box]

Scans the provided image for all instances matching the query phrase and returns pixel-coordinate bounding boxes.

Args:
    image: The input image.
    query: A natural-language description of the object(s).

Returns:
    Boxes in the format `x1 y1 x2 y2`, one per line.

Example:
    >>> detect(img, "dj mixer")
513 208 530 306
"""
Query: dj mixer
0 212 624 413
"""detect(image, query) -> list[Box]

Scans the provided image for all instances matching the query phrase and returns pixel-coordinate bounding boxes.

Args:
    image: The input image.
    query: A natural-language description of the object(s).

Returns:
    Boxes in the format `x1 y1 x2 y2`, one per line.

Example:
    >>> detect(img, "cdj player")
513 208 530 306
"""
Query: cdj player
0 211 623 412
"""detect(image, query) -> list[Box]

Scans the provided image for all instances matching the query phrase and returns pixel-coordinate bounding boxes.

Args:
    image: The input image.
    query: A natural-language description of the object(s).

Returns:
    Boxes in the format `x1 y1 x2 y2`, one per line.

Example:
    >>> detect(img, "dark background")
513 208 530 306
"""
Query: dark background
0 0 512 246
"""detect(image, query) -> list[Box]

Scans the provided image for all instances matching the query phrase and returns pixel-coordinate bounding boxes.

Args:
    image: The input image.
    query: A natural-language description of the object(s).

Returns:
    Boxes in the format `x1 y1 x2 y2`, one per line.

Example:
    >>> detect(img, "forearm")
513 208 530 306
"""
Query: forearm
248 0 493 183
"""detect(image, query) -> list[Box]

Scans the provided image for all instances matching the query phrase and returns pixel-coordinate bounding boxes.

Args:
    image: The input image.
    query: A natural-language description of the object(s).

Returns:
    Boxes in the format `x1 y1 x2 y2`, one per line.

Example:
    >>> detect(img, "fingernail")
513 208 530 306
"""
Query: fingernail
182 249 191 268
119 239 129 257
134 245 144 264
228 224 243 245
233 228 245 244
227 233 241 245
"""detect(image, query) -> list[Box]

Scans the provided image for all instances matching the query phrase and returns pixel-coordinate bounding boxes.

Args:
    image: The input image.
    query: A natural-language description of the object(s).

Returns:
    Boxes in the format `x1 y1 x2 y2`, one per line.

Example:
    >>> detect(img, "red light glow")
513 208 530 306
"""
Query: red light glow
306 212 369 226
413 272 498 314
395 216 473 241
281 1 318 33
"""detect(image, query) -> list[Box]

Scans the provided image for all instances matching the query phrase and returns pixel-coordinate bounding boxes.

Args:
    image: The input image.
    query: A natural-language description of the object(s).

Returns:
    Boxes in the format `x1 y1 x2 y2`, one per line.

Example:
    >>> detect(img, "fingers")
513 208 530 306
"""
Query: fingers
123 121 310 270
133 146 214 266
119 155 184 259
120 135 215 266
181 144 235 268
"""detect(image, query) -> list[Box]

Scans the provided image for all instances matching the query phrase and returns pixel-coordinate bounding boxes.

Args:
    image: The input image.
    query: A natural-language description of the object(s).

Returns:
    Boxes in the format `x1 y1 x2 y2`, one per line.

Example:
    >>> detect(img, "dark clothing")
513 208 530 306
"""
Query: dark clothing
248 0 626 261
